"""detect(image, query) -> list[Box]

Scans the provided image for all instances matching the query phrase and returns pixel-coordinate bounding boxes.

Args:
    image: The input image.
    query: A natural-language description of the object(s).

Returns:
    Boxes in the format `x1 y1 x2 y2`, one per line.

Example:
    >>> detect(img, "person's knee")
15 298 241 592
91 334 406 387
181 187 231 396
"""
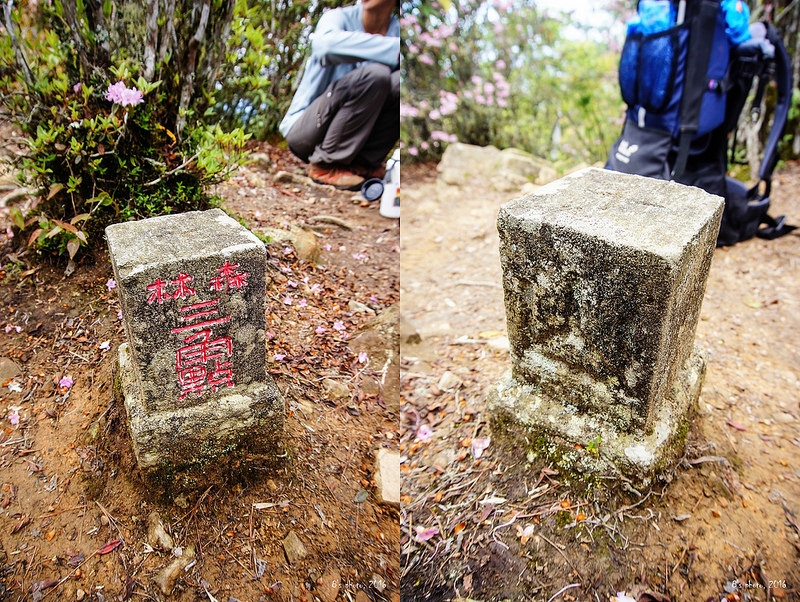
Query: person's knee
360 62 392 94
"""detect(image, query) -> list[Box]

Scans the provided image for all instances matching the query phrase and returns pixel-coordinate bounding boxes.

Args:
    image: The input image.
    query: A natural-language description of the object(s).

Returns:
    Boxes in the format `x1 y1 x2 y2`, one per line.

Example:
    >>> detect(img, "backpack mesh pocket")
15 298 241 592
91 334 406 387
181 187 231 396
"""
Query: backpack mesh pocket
618 27 681 114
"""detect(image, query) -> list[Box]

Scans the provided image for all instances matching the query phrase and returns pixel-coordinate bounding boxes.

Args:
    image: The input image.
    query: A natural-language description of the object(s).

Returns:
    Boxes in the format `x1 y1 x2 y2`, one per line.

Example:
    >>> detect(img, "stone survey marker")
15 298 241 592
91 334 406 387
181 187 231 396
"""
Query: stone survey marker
107 209 283 484
489 168 723 483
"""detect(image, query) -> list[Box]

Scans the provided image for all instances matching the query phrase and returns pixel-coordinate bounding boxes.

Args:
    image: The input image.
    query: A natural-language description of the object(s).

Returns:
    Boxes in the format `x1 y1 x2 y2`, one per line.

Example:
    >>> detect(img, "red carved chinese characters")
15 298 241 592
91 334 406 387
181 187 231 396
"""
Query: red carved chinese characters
145 262 250 400
209 261 249 293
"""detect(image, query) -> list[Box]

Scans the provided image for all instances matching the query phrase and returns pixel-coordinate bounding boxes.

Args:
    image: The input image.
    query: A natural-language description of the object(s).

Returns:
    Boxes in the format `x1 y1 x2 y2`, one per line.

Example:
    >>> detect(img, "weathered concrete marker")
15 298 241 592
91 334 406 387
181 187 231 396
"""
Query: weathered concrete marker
489 168 723 485
107 208 284 489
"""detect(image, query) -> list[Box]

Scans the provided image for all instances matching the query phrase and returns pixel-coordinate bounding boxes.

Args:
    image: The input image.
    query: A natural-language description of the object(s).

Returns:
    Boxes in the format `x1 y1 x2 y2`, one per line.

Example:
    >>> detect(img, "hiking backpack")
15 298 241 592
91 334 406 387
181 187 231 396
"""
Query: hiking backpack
606 0 796 246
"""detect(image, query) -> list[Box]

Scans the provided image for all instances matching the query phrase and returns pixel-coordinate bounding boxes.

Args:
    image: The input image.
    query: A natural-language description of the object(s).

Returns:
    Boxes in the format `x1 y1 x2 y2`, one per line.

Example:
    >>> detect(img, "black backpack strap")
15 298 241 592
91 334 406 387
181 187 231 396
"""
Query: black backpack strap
672 0 721 180
758 22 792 183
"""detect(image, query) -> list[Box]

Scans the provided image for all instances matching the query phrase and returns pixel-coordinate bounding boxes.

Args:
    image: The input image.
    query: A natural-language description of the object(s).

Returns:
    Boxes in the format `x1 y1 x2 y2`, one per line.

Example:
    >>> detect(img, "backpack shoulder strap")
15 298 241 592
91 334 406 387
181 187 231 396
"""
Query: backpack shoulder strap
672 0 722 180
758 22 793 184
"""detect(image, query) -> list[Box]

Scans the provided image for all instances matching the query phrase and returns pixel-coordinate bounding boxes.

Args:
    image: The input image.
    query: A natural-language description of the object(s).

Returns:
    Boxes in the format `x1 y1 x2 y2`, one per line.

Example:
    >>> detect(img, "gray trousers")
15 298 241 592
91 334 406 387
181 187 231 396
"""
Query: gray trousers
287 63 400 168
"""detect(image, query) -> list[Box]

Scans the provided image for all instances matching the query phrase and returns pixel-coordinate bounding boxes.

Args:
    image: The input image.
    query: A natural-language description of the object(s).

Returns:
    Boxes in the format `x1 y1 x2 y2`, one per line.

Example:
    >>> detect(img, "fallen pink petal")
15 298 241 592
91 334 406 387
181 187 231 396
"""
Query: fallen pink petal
297 299 307 308
471 437 491 458
99 340 111 351
414 526 438 543
59 376 74 389
273 353 286 361
106 279 116 290
283 296 293 306
8 410 19 425
333 321 346 332
315 326 327 334
358 352 368 364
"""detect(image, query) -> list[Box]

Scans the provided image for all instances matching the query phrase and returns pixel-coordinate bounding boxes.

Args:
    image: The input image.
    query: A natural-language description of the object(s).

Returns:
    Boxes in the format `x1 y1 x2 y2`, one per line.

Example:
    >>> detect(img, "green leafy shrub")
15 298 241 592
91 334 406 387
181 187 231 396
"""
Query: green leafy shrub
211 0 343 140
0 0 248 266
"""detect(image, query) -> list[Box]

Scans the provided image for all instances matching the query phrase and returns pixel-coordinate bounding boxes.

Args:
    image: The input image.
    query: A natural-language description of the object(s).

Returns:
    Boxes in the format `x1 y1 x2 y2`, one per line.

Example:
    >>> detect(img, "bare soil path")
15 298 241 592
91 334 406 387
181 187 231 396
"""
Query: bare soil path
0 141 400 602
400 160 800 601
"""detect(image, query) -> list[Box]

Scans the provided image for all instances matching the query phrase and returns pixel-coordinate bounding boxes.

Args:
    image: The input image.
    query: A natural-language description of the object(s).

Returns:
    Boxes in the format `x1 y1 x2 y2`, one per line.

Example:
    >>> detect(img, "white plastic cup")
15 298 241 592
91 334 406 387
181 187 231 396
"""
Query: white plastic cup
380 149 400 219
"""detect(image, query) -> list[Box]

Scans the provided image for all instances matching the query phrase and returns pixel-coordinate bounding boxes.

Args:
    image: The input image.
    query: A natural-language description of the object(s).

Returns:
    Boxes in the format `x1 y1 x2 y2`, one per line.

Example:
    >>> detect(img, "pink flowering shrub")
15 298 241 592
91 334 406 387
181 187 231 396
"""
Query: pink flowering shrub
401 0 621 164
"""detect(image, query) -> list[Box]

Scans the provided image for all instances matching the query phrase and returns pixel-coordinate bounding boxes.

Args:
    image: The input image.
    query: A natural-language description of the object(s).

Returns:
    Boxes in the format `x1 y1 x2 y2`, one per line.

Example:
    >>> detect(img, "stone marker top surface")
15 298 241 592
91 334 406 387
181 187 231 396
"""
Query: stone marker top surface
106 209 264 278
500 167 723 260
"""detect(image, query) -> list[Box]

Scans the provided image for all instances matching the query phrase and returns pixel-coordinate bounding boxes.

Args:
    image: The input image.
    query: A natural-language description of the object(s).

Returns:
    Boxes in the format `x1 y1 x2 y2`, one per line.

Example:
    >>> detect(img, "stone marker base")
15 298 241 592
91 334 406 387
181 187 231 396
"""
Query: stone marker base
116 344 284 493
488 347 706 489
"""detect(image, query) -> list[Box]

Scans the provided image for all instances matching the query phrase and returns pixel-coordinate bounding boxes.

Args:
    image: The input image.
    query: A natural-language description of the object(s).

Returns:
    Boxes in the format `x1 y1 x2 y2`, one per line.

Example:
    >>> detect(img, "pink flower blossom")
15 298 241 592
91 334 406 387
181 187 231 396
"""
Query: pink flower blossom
358 352 368 364
73 82 83 93
416 424 433 442
8 409 19 425
400 103 420 118
106 278 116 290
283 247 293 256
352 252 368 261
408 147 419 156
297 299 307 308
333 321 346 332
59 376 74 389
283 296 293 306
105 81 144 107
273 353 286 361
323 244 332 252
98 340 111 351
287 280 298 288
315 326 327 334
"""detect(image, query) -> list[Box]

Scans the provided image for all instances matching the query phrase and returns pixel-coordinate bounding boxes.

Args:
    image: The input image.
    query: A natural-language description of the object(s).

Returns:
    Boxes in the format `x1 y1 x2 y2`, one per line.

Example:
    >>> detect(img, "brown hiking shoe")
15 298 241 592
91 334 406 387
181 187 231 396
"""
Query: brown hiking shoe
308 163 365 190
351 163 387 180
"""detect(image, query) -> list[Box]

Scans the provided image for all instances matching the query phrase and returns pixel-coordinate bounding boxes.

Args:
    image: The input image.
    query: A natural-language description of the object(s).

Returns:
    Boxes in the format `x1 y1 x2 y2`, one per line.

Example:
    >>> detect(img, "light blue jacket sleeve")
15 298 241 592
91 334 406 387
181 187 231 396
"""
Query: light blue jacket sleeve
311 7 400 68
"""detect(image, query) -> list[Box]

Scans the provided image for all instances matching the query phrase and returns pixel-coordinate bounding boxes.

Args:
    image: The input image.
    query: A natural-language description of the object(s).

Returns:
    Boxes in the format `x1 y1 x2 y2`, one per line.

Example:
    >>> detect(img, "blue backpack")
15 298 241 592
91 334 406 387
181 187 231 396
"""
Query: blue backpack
607 0 796 246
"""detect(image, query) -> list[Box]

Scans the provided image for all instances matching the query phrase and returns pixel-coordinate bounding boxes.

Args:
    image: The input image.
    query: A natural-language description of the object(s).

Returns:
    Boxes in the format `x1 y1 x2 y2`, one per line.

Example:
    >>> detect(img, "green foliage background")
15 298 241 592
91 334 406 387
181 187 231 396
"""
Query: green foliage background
401 0 623 168
0 0 347 265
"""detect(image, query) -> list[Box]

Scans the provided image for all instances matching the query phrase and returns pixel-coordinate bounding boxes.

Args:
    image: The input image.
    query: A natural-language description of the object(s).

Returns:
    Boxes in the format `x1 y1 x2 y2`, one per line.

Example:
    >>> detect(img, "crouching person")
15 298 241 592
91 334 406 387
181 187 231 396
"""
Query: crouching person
279 0 400 190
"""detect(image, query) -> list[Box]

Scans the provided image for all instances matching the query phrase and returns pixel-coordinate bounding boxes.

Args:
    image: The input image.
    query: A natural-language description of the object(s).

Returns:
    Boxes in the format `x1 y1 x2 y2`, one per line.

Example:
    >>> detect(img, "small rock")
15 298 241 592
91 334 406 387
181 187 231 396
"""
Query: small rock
348 300 375 315
316 568 341 602
0 358 21 382
437 371 461 391
100 514 109 526
153 544 195 595
283 531 308 565
291 228 321 264
173 494 189 510
400 313 422 345
76 589 86 601
147 511 175 552
266 479 278 492
486 335 510 351
370 573 386 592
374 449 400 507
249 153 272 170
323 378 350 401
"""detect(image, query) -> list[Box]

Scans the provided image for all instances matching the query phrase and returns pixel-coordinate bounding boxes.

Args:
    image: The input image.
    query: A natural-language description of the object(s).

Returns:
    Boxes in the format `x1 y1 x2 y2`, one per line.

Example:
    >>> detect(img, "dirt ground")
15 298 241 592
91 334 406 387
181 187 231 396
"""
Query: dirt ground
0 140 400 601
400 160 800 601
